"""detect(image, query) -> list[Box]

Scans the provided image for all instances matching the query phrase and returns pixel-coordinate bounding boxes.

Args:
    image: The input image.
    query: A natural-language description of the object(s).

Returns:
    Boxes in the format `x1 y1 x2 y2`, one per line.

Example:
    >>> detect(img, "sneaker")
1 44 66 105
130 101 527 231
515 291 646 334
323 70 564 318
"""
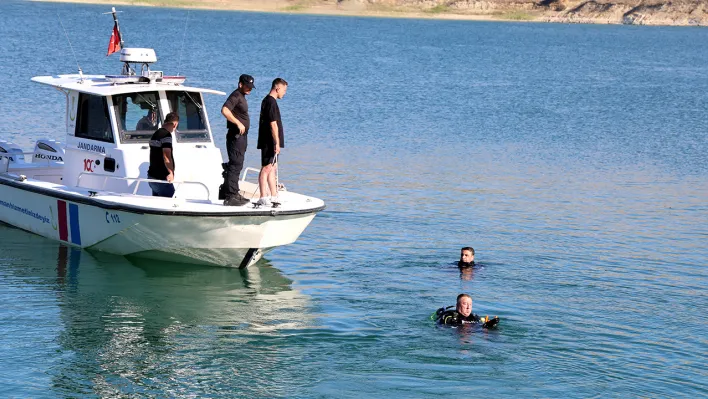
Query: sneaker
256 197 271 206
223 195 249 206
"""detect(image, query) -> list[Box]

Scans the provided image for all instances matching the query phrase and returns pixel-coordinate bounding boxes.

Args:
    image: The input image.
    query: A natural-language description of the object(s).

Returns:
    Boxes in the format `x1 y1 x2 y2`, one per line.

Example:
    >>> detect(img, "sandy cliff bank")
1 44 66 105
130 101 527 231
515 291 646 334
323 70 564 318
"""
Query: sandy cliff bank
35 0 708 26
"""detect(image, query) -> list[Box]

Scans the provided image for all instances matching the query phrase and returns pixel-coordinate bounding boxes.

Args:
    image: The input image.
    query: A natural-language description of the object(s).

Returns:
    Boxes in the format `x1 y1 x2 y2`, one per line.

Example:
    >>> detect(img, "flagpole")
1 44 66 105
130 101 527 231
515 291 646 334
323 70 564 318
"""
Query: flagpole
110 7 125 48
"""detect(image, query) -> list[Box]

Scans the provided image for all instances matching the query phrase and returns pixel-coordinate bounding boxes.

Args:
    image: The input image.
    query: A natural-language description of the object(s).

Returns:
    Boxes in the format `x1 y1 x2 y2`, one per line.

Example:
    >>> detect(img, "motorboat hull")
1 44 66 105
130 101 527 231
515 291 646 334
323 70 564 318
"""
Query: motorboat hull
0 177 320 267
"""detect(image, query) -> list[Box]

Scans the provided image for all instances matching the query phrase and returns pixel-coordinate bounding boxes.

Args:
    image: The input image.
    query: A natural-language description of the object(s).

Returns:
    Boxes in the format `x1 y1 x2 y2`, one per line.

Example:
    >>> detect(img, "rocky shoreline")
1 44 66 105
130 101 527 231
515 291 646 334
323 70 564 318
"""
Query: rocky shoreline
536 0 706 25
35 0 708 26
372 0 706 25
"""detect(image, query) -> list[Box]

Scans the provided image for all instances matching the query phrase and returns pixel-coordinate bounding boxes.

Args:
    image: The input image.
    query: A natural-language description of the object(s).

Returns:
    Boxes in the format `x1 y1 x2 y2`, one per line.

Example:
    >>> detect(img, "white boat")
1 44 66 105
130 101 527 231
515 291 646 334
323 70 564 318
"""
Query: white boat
0 11 324 268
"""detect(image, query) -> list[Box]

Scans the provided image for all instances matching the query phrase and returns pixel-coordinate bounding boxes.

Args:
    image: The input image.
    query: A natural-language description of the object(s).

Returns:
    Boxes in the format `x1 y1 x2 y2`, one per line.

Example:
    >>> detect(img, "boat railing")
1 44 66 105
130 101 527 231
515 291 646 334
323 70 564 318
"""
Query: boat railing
240 167 261 182
76 172 211 200
239 166 286 199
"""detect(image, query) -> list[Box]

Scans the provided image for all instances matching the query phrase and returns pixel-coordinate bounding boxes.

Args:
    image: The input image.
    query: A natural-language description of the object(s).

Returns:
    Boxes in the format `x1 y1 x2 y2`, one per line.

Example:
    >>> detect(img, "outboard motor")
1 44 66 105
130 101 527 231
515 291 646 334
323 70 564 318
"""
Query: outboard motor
0 140 26 163
32 139 65 163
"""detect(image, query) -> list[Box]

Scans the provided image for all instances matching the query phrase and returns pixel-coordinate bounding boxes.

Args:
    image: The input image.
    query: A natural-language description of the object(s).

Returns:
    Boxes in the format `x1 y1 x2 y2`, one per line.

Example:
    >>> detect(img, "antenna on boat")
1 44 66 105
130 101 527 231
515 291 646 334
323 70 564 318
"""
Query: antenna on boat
176 10 191 76
57 14 84 82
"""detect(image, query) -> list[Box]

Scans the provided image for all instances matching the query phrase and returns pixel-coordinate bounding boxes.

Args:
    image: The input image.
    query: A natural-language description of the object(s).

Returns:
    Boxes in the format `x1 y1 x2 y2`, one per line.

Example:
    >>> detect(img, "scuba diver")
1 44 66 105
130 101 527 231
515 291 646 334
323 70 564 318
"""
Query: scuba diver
433 293 499 328
458 247 475 267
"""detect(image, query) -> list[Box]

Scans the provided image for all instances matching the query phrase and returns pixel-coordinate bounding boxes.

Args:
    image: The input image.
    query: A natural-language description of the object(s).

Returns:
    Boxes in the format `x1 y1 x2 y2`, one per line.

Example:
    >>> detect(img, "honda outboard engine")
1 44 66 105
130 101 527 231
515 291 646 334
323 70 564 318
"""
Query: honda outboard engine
0 140 25 163
32 139 65 163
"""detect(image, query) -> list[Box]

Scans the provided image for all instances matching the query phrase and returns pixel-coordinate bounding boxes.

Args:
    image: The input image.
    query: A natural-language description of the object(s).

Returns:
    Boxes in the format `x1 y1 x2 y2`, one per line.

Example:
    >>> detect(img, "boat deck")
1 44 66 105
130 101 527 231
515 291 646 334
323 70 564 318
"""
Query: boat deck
0 173 324 216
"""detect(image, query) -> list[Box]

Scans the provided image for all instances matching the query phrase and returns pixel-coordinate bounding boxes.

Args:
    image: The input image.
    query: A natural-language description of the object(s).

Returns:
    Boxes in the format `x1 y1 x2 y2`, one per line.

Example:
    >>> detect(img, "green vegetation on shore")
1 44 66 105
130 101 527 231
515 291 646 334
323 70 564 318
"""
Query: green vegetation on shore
426 4 451 14
282 3 307 12
123 0 198 6
494 11 536 21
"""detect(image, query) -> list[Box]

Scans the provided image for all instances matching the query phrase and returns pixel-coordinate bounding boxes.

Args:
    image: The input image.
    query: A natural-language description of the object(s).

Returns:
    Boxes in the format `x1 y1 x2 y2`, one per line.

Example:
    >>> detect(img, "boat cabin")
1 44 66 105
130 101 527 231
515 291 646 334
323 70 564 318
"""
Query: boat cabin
3 47 226 201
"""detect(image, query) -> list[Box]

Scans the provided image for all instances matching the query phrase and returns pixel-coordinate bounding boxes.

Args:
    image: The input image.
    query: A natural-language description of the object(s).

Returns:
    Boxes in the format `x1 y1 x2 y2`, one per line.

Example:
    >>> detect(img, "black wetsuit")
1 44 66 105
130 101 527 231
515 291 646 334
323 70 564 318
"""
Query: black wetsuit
435 308 482 326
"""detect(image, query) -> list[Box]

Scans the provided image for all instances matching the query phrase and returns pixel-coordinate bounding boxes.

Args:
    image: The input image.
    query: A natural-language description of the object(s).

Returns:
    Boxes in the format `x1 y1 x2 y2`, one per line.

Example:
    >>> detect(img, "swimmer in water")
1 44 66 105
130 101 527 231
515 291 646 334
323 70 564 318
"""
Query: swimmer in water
434 293 499 328
458 247 475 267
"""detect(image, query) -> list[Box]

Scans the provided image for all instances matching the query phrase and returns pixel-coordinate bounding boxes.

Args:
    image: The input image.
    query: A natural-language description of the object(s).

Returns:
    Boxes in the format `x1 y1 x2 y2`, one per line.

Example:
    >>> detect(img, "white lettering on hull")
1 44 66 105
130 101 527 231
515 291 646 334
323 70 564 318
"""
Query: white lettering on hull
77 142 106 154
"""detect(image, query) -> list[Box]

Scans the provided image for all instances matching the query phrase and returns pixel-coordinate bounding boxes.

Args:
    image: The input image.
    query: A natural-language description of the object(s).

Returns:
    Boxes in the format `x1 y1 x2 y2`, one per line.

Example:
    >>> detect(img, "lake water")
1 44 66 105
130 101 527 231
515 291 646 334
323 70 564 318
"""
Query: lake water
1 1 707 397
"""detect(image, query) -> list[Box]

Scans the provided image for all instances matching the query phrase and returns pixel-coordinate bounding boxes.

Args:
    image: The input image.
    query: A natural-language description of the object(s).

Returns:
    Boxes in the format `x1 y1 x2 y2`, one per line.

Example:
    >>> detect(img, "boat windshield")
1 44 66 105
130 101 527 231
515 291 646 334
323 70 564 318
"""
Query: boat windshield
166 91 210 142
112 92 162 142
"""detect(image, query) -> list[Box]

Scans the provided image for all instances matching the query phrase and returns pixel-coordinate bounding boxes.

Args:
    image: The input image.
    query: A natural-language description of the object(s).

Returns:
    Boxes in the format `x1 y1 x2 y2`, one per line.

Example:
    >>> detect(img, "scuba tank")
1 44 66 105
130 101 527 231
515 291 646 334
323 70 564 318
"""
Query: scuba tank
431 306 456 323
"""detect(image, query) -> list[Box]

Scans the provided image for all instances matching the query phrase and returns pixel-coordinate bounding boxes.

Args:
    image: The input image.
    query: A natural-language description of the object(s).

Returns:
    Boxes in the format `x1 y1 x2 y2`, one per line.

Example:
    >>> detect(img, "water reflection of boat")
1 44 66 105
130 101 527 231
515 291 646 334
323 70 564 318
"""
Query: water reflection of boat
0 223 314 396
0 222 309 324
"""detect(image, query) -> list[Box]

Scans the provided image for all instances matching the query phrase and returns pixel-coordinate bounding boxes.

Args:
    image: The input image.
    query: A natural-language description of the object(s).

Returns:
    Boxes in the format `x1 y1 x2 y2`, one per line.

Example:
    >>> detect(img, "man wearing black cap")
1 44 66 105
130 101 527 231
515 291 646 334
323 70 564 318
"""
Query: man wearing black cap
221 74 255 206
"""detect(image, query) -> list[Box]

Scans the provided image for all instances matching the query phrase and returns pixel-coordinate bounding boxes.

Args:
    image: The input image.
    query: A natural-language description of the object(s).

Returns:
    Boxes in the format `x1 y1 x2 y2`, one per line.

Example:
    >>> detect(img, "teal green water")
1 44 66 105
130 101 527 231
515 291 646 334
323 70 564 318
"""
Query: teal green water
1 1 707 397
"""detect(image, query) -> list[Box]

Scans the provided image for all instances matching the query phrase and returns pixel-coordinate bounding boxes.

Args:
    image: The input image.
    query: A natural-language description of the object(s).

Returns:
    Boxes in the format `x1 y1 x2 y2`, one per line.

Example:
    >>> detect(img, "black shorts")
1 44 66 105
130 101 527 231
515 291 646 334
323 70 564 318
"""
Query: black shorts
261 148 278 166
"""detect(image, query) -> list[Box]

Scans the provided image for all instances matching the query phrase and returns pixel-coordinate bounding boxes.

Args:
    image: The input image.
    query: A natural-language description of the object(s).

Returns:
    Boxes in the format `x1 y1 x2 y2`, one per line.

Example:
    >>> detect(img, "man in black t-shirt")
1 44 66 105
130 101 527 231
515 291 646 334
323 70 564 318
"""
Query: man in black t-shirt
221 74 255 206
256 78 288 206
147 112 179 197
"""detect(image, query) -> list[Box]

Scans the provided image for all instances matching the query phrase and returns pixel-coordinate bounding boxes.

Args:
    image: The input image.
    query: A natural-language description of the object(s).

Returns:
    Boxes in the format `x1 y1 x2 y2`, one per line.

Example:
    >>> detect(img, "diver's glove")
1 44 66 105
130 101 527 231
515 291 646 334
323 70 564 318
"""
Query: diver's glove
482 315 500 328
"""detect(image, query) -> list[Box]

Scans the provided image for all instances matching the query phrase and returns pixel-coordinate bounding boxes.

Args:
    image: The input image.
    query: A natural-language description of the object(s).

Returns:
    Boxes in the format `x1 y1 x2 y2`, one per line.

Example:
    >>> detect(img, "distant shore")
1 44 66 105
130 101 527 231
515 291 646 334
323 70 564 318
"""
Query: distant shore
33 0 540 23
33 0 706 26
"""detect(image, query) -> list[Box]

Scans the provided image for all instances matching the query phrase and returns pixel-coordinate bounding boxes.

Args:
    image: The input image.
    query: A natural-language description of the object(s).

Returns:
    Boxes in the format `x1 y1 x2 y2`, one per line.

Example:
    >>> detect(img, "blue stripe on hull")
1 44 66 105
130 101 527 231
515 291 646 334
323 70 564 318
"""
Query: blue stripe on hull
68 203 81 245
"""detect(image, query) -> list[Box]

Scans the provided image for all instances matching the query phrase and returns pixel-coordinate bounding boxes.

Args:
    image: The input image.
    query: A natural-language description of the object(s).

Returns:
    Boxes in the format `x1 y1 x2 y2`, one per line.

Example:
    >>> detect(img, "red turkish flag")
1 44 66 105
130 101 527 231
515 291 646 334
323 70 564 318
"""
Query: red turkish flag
106 23 121 56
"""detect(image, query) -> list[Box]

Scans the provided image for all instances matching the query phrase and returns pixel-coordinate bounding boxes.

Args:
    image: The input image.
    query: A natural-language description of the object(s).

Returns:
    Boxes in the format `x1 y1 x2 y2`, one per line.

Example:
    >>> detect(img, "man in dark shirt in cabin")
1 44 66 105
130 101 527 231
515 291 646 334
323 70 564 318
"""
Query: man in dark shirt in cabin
221 74 255 206
136 108 158 131
256 78 288 206
147 112 179 197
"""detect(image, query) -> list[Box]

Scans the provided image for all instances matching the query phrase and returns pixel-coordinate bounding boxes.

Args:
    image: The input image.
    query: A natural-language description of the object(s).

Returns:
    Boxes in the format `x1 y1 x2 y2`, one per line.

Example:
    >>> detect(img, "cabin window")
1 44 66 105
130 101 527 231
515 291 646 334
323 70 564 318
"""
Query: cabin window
112 92 162 142
75 94 114 143
166 91 210 142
